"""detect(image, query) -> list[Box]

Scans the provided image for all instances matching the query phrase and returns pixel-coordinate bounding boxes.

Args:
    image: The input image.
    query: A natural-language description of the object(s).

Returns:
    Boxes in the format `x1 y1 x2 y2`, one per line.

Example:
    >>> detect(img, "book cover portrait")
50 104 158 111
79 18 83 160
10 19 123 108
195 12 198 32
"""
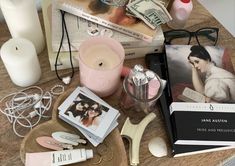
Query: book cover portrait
165 45 235 104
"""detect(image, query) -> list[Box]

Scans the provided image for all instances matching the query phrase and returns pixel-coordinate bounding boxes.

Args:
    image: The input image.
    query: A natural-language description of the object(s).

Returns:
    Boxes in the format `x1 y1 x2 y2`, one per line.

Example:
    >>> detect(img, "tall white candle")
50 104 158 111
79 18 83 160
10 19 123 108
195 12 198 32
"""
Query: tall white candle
0 38 41 87
0 0 45 54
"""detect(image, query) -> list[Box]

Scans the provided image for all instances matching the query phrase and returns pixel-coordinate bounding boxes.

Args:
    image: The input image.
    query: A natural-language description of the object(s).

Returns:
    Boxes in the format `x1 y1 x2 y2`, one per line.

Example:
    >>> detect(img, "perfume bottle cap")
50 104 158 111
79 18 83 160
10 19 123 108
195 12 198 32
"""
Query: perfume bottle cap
181 0 190 3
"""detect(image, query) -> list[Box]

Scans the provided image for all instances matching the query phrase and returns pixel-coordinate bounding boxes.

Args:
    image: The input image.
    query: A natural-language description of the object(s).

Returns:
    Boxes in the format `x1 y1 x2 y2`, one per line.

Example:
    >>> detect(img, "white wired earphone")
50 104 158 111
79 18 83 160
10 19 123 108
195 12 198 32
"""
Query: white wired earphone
0 85 64 137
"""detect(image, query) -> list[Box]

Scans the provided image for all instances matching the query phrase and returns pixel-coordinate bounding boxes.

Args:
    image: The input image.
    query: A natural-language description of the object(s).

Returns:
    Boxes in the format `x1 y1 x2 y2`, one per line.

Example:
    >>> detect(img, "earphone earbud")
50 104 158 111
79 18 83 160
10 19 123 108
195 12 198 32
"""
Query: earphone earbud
28 110 38 118
33 93 41 101
33 101 45 109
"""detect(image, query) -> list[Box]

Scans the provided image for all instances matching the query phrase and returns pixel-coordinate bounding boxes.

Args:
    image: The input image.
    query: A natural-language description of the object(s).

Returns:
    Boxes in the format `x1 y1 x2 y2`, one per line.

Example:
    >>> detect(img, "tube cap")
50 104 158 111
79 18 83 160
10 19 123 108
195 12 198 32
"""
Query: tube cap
181 0 190 3
86 149 93 159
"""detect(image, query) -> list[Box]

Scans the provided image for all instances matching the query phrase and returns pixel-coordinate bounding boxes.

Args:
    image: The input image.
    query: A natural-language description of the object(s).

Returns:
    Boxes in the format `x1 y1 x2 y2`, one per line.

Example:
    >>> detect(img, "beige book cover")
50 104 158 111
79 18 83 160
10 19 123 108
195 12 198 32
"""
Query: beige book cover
54 0 166 42
51 1 164 52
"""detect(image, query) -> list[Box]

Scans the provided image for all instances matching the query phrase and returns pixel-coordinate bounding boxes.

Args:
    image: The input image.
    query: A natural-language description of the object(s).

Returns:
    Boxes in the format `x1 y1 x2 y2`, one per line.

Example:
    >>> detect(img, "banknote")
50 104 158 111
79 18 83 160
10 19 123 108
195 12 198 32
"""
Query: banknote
128 0 168 6
125 0 138 17
100 0 129 6
126 0 172 29
125 0 168 18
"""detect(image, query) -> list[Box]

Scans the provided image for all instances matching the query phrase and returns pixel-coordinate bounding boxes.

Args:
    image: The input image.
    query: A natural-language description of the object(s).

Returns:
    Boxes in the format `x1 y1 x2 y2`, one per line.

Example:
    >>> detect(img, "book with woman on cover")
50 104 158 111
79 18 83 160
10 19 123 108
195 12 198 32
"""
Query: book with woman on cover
165 45 235 147
54 0 170 42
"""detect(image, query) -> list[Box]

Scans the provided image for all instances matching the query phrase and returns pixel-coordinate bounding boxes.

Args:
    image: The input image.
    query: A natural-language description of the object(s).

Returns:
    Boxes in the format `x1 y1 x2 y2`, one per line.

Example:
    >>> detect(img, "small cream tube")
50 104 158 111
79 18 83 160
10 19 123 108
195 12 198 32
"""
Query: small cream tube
25 149 93 166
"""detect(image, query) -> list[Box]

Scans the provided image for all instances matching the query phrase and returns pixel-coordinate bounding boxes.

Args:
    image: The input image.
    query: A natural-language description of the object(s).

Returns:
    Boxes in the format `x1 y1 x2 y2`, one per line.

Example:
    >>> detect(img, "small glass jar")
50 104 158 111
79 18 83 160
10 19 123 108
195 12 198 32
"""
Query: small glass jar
120 69 164 114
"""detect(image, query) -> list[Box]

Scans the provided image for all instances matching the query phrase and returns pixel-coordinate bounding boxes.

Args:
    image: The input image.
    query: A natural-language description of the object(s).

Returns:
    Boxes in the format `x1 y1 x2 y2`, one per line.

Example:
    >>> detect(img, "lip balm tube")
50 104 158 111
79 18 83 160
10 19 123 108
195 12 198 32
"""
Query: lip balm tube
25 149 93 166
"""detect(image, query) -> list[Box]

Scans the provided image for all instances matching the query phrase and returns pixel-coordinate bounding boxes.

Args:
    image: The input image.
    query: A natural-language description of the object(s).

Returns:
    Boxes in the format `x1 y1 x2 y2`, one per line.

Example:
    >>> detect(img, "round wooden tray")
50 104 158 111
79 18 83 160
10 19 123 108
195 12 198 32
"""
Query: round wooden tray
20 87 128 166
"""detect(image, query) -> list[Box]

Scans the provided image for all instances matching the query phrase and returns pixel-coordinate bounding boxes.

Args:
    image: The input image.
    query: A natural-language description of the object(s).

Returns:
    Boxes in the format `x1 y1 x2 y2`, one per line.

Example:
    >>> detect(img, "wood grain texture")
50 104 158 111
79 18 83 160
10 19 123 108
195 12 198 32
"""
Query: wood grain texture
0 0 235 165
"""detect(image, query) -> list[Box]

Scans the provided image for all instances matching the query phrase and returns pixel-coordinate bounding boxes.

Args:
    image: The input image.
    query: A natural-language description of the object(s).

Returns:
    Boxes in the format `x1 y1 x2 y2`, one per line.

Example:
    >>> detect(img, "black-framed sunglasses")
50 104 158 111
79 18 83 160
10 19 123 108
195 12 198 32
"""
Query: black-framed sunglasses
164 27 219 46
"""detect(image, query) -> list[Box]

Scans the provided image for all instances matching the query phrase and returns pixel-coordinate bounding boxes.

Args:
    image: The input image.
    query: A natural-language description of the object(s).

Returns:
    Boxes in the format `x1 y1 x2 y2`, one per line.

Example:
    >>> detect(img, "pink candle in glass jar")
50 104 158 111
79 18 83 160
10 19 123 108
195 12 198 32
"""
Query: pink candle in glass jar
77 36 125 97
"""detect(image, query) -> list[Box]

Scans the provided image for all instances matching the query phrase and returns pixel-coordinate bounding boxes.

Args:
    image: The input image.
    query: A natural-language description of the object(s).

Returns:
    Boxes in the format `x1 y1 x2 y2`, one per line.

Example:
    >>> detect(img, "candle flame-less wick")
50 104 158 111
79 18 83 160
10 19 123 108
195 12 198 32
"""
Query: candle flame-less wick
99 62 103 67
16 47 18 50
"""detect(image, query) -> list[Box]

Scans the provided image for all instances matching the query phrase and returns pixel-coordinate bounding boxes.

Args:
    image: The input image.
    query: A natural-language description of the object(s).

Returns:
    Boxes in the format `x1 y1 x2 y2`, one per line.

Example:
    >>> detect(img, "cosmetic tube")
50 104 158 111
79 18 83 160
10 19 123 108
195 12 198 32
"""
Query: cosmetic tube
25 149 93 166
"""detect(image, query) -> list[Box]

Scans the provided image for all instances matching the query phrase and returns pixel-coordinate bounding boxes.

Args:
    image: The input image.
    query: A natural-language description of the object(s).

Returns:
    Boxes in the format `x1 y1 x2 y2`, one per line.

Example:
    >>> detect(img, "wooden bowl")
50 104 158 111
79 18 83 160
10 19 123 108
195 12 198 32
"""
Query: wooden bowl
20 88 128 166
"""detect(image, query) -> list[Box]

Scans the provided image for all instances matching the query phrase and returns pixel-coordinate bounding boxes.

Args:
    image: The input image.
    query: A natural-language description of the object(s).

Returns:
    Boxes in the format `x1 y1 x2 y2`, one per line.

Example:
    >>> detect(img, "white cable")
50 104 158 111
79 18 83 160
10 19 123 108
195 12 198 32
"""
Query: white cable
0 86 54 137
4 107 14 123
13 115 33 138
16 107 41 128
35 91 52 118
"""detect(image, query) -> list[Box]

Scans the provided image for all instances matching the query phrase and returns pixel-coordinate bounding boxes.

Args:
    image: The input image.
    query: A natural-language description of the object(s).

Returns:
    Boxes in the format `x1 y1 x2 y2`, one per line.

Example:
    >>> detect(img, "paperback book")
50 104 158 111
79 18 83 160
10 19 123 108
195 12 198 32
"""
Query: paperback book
164 45 235 153
58 86 120 146
54 0 164 42
51 1 165 52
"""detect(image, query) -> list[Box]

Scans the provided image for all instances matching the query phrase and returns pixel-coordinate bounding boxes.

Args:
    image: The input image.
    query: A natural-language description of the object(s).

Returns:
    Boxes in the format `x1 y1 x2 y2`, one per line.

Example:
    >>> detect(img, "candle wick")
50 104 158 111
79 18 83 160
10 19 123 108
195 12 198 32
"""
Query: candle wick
16 47 18 50
99 62 103 67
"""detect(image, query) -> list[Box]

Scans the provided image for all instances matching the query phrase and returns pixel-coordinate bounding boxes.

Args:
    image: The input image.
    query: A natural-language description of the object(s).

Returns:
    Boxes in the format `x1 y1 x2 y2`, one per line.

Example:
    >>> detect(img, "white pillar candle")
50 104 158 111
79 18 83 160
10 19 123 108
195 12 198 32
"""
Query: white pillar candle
78 37 125 97
0 38 41 87
0 0 45 54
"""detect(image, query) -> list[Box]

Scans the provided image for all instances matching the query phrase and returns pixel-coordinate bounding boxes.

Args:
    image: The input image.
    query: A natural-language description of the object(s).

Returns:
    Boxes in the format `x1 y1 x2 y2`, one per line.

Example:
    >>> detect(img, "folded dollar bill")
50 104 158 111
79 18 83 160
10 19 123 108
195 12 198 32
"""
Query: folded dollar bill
126 0 172 29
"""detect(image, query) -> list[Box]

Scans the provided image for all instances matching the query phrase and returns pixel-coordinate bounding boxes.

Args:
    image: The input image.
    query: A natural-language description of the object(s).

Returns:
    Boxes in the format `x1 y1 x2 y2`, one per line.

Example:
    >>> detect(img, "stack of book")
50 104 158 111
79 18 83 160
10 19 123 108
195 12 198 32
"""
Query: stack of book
58 86 120 146
42 0 170 70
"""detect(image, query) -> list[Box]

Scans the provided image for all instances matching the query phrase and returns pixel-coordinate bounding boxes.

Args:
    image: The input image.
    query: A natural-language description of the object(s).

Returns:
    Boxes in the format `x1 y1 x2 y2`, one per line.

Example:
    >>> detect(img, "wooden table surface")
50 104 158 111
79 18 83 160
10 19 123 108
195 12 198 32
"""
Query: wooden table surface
1 0 235 165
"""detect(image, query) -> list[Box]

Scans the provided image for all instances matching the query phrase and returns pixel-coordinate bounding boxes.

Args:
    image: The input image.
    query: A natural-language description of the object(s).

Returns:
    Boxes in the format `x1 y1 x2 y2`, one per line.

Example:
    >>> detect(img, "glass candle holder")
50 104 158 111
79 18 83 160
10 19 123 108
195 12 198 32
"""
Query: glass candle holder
77 36 125 97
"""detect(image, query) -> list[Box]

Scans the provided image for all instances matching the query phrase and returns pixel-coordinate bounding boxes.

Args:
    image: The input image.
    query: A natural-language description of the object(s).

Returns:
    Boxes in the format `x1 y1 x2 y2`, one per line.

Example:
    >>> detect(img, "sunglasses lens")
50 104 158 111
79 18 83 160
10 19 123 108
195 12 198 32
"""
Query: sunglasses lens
196 28 218 46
